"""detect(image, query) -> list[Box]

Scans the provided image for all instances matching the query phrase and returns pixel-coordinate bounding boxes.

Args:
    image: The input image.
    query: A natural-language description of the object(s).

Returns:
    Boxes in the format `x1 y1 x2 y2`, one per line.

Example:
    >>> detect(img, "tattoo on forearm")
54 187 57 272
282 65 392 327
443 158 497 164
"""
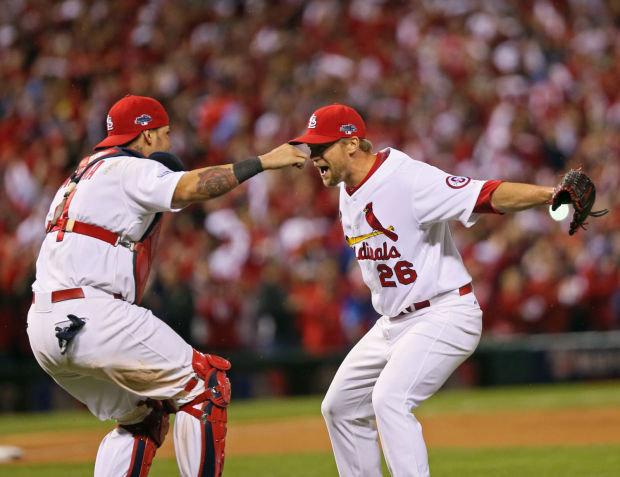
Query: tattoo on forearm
196 168 237 198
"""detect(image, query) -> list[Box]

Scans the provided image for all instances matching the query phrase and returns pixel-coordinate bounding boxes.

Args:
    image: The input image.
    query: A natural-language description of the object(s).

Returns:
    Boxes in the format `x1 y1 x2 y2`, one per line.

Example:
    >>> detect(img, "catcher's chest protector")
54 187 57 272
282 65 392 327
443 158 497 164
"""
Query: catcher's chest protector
133 215 162 304
45 147 163 304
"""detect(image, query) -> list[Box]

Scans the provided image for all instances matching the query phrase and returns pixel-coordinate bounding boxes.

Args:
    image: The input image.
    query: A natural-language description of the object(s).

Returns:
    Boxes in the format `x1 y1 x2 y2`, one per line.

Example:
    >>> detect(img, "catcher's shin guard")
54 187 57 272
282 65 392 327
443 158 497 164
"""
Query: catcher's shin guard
179 350 231 477
126 435 158 477
118 399 175 477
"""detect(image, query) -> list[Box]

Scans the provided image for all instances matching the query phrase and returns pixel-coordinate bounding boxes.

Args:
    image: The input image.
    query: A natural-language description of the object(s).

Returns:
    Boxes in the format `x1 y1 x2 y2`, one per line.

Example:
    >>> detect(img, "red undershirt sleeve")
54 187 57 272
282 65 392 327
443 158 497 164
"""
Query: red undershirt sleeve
474 180 504 214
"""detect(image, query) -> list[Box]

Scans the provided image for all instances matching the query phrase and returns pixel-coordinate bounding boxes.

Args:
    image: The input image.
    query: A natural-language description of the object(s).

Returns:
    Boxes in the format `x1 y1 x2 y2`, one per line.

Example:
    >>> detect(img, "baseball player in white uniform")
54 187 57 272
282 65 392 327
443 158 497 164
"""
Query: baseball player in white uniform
27 94 306 477
290 104 556 477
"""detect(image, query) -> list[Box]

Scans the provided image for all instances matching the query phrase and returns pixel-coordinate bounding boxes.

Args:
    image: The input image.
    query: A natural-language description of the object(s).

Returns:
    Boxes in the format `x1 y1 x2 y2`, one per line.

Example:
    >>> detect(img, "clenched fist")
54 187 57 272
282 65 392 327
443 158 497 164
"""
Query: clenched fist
259 144 307 170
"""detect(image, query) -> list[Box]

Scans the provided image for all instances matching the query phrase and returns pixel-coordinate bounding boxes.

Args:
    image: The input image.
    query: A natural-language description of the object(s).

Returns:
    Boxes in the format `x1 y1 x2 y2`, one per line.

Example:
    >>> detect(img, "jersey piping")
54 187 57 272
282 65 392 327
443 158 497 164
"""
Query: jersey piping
345 149 391 196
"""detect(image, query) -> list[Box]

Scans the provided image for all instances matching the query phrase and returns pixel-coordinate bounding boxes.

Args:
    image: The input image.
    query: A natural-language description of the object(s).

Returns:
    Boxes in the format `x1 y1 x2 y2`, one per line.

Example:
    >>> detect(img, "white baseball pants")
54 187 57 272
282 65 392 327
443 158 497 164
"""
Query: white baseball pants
27 289 212 476
321 288 482 477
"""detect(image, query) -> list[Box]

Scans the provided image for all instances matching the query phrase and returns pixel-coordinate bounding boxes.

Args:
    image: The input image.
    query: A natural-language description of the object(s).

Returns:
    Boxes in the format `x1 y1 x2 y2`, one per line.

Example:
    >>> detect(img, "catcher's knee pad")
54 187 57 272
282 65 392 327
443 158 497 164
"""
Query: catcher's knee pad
179 349 231 477
119 399 175 477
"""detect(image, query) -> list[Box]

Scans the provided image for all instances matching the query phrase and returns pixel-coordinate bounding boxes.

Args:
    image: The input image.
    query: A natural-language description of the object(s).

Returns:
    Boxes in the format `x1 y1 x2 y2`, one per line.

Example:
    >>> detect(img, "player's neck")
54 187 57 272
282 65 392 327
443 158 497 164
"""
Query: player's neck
345 152 378 188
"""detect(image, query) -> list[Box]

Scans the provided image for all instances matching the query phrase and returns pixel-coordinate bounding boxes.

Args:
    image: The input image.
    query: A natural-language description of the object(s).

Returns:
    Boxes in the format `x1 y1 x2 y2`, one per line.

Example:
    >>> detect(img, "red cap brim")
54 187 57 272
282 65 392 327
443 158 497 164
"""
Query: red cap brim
289 133 343 145
93 132 140 150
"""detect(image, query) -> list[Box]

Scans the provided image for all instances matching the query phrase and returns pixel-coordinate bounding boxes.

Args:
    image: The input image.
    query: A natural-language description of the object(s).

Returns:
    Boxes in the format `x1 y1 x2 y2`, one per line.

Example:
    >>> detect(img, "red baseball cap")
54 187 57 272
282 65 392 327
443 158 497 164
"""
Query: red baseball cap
94 94 169 149
289 104 366 144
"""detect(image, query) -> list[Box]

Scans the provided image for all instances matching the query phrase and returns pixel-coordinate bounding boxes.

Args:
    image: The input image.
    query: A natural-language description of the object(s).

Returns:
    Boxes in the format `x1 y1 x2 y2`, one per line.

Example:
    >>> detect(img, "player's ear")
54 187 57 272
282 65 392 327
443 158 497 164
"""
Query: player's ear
142 129 153 145
346 137 360 154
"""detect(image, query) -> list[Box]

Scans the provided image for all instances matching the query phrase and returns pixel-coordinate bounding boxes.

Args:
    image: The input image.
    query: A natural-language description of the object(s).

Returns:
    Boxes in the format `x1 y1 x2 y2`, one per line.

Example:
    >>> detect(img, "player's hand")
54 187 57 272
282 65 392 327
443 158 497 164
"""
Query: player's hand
258 144 307 170
552 168 608 235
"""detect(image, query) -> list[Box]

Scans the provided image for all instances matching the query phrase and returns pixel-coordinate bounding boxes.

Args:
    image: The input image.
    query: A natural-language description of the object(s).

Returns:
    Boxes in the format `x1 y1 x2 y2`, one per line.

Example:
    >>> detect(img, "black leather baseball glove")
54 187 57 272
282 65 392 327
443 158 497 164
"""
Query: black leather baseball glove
551 168 608 235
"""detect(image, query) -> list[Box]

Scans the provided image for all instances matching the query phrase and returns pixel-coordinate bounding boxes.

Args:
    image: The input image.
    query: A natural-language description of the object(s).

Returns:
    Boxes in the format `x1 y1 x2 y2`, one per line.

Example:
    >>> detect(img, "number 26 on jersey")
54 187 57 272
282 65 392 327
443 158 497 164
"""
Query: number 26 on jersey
377 260 417 287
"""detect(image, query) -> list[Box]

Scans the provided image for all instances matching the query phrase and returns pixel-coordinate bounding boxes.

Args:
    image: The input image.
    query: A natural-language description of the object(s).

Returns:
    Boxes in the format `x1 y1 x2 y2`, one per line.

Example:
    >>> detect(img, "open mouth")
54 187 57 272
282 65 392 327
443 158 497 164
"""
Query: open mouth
318 165 329 176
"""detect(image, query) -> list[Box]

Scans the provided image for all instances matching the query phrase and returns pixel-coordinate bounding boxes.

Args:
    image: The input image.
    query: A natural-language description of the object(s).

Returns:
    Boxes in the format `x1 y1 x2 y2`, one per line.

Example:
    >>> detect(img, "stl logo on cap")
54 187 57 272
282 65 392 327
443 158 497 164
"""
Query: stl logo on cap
94 94 169 150
340 124 357 135
134 114 153 126
288 103 367 145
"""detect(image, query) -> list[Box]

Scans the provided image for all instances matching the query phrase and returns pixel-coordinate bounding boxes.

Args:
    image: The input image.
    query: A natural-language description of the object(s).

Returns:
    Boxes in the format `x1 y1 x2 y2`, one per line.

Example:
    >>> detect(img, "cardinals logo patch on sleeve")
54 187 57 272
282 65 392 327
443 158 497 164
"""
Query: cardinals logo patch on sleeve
446 176 471 189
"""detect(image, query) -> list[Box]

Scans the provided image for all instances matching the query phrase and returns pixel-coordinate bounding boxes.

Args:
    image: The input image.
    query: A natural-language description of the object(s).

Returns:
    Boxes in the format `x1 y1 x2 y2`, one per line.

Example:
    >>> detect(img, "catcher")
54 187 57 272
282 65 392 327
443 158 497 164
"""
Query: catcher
27 95 306 477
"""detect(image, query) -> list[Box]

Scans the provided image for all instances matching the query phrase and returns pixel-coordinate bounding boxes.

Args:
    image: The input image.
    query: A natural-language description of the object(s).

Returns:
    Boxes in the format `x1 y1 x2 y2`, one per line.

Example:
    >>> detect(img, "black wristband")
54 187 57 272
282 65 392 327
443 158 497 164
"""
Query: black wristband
233 157 263 183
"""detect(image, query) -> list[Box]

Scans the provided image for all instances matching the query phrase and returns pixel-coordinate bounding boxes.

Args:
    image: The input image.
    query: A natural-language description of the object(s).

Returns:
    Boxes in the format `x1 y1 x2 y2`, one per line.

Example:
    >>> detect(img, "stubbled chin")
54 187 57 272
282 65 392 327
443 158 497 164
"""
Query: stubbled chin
322 175 339 187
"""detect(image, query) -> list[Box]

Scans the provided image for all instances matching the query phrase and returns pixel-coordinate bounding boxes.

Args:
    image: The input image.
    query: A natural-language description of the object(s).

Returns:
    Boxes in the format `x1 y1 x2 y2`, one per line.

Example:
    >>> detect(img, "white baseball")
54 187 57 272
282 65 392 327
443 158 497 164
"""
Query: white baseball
549 203 570 221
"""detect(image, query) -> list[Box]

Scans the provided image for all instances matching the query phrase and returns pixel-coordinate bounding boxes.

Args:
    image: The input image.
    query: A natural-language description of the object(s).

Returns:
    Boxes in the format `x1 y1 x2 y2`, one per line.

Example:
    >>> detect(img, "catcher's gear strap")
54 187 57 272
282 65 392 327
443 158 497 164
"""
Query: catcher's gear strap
199 401 227 477
46 147 133 247
45 146 177 303
126 435 157 477
45 146 173 248
47 217 122 246
119 399 176 477
179 350 231 477
119 399 174 448
45 151 112 241
180 350 231 416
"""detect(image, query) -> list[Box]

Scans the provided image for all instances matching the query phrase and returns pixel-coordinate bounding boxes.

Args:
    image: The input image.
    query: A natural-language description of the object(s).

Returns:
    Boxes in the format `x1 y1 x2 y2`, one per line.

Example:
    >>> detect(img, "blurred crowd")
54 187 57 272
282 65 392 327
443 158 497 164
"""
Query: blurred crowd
1 0 619 362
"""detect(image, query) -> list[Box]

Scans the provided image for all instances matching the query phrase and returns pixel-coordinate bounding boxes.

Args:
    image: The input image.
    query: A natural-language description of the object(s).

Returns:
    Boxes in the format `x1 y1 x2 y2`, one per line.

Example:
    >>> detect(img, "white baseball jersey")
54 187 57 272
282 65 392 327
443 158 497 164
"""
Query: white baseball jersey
33 148 184 303
28 147 225 476
339 148 485 317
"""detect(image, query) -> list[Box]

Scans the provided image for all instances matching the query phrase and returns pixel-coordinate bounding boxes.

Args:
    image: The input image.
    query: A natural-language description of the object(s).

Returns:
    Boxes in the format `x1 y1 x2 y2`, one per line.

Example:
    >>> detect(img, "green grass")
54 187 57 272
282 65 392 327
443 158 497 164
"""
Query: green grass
225 379 620 421
2 381 620 476
0 409 110 434
231 380 620 419
5 445 620 477
2 380 619 433
418 380 620 415
428 444 620 477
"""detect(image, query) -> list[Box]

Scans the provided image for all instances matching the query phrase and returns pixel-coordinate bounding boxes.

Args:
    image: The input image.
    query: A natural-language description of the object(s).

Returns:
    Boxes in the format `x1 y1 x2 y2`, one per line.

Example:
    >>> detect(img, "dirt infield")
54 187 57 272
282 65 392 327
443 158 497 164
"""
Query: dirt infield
2 406 620 465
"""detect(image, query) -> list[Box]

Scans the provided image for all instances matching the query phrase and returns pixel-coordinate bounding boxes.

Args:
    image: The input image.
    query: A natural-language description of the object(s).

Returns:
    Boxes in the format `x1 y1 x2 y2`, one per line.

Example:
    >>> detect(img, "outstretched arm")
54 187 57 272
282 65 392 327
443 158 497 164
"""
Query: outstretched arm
171 144 306 208
490 182 554 213
172 163 237 208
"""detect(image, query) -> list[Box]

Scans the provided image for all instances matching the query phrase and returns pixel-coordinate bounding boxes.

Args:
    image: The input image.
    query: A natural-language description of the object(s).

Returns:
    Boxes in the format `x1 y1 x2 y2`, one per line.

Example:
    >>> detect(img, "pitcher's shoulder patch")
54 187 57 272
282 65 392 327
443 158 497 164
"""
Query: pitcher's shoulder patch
446 176 471 189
